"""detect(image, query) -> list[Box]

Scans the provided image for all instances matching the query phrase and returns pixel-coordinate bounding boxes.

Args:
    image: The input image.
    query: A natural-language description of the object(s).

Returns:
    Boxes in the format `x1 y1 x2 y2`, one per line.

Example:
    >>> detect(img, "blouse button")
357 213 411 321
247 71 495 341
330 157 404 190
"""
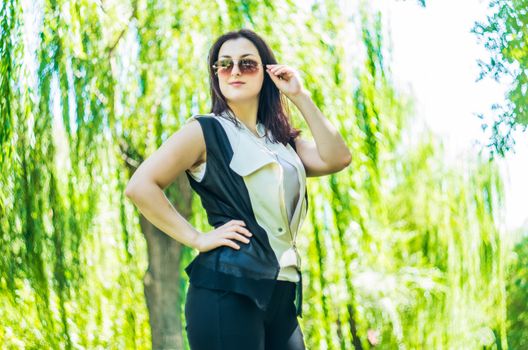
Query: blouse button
278 227 283 233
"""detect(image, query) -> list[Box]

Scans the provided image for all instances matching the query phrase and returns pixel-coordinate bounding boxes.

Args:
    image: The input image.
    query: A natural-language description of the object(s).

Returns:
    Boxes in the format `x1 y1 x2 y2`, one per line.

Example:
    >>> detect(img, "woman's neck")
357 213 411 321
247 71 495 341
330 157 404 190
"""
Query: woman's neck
227 101 259 133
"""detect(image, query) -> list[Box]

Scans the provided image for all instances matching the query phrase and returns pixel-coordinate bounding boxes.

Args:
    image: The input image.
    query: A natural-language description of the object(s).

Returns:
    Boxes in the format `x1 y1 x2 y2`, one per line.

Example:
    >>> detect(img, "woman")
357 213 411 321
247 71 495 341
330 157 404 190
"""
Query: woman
125 28 351 350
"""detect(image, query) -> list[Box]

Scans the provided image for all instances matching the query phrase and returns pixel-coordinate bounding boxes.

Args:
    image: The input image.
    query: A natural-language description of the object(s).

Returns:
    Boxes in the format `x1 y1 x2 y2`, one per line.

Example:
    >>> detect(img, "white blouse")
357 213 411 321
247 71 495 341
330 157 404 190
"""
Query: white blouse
187 118 300 224
185 113 305 283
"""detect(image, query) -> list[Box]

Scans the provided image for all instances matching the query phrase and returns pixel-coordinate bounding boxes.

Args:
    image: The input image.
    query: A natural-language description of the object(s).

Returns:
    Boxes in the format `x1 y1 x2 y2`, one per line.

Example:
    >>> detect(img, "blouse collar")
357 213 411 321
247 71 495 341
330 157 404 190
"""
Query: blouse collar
221 110 266 138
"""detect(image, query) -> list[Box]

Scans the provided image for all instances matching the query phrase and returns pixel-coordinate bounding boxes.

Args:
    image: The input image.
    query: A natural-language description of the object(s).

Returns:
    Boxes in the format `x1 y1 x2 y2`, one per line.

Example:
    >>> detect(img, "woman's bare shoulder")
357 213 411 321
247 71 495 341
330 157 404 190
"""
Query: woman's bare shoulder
128 116 207 190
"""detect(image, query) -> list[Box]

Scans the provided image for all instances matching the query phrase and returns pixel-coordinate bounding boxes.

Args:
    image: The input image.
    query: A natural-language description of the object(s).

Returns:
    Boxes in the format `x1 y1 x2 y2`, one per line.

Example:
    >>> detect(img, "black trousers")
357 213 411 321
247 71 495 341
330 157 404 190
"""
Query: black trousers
184 280 306 350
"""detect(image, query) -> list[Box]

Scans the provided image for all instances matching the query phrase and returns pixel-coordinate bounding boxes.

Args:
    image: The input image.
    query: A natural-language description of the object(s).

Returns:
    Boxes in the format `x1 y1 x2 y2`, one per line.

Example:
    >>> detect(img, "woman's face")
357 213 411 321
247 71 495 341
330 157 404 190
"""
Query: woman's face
216 38 264 104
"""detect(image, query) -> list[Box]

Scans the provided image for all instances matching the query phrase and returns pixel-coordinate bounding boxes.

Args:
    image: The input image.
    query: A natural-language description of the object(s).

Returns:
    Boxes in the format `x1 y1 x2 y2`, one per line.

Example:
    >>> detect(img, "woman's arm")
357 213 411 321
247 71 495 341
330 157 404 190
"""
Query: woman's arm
125 119 253 253
265 64 351 177
289 90 352 177
125 120 206 249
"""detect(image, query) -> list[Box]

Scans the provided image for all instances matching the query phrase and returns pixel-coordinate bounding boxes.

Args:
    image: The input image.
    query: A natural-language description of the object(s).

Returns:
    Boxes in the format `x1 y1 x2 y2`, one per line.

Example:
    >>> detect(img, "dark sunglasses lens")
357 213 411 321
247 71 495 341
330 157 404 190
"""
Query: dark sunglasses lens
240 59 259 73
216 59 233 73
214 58 260 75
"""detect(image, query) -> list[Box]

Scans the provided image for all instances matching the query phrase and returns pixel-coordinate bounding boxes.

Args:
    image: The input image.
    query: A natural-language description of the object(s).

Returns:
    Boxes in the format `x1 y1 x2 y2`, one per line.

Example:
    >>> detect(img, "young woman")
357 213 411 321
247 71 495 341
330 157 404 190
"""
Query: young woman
125 28 351 350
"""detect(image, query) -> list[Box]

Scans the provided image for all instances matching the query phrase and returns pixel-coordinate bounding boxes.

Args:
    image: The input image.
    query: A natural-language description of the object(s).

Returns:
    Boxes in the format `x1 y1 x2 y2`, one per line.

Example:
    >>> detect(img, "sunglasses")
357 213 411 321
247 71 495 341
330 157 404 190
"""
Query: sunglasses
212 58 263 77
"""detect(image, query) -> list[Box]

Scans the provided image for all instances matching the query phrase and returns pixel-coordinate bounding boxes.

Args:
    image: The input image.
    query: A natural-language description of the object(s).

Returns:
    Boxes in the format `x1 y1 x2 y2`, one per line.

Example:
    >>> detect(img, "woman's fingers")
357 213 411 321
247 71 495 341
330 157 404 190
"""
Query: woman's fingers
224 220 253 237
224 219 246 227
234 226 253 237
267 64 283 71
216 220 254 250
223 229 250 243
223 238 240 250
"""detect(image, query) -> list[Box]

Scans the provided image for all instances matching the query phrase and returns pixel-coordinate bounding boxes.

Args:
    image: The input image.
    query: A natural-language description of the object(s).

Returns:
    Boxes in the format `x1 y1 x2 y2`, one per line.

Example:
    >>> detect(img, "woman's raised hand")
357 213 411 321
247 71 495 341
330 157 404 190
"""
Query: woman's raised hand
193 220 253 253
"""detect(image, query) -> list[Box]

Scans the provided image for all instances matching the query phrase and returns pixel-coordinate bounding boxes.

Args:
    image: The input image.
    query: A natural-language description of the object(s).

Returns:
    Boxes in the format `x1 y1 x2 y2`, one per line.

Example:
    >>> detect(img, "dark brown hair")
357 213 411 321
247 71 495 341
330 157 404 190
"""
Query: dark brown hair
207 28 301 145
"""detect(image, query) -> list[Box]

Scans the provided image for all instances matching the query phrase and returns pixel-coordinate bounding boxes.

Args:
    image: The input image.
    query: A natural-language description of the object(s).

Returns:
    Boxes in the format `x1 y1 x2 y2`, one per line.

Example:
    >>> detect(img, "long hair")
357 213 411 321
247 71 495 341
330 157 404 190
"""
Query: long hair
207 28 301 145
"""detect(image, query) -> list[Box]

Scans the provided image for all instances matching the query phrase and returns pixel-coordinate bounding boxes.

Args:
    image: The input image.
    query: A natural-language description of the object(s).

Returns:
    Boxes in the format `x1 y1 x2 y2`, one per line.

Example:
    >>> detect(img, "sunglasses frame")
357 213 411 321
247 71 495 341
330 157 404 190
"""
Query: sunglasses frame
212 58 264 76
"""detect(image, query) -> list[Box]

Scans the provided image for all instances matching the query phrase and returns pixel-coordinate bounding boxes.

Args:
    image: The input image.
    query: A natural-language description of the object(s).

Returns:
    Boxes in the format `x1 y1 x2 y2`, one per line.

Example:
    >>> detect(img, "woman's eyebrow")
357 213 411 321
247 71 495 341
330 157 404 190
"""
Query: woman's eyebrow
219 53 255 58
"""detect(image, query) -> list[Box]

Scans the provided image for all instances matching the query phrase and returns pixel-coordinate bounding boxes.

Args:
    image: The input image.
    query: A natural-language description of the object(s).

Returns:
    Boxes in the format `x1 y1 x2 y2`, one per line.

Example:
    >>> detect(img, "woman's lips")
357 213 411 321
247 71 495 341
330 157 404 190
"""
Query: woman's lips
229 82 245 87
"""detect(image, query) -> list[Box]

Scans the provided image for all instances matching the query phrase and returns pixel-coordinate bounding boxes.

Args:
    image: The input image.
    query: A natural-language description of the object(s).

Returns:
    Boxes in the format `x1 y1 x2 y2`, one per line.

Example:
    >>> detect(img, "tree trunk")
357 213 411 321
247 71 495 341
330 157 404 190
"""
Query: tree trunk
139 174 194 350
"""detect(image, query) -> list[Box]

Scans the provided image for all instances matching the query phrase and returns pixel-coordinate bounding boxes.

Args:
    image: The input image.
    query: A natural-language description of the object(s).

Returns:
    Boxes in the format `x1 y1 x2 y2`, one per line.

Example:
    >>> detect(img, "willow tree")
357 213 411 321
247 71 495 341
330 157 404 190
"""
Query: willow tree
286 3 508 348
506 235 528 348
472 0 528 157
1 0 510 349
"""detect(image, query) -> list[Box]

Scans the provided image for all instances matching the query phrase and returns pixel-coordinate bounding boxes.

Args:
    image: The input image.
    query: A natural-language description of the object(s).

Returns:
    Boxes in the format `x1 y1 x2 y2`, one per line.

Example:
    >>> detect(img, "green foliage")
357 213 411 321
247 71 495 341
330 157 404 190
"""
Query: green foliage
472 0 528 157
0 0 520 349
506 234 528 348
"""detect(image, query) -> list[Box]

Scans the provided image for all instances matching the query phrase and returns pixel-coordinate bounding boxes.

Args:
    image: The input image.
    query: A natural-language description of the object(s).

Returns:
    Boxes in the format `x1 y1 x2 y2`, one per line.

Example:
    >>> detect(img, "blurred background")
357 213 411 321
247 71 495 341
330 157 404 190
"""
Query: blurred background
1 0 526 349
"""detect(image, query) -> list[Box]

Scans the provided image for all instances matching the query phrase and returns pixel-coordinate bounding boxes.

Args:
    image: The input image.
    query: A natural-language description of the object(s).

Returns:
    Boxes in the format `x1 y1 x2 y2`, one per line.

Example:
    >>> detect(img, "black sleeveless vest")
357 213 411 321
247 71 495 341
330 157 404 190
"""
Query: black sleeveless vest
183 115 308 317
